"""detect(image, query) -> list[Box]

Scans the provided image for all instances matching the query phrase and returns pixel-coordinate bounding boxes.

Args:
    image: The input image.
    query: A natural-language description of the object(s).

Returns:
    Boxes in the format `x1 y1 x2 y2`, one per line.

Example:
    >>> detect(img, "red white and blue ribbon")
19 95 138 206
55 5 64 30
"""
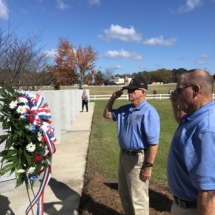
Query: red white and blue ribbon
20 92 56 215
25 167 51 215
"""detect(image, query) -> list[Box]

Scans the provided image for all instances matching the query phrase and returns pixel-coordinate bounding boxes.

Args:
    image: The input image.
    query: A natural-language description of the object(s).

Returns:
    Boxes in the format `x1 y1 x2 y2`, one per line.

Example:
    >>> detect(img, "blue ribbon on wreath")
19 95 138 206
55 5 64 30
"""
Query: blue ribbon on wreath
17 92 56 215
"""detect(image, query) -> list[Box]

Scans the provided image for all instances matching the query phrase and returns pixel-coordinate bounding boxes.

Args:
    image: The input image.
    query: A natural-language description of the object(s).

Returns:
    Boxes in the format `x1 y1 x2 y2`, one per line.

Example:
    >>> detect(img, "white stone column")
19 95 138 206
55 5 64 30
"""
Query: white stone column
70 90 76 124
59 90 71 133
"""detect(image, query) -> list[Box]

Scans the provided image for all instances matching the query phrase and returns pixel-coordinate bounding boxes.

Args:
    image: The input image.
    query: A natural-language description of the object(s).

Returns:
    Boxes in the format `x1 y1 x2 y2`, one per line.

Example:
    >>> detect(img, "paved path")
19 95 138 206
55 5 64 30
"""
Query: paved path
0 102 95 215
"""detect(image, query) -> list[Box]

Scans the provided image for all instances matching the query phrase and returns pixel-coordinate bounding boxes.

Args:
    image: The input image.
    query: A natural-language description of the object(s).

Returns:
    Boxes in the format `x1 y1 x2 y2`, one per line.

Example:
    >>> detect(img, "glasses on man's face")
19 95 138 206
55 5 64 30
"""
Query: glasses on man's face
127 89 138 93
175 85 194 96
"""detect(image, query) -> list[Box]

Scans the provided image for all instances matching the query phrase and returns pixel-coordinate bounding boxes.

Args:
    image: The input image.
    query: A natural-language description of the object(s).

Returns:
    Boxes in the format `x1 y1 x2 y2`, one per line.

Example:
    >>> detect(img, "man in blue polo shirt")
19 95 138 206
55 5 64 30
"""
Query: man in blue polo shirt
103 77 160 215
167 69 215 215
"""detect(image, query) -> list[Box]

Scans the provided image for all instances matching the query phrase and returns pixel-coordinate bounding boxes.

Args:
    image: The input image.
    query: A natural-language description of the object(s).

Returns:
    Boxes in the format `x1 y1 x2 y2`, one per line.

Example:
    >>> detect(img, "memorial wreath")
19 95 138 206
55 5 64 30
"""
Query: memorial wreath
0 83 56 215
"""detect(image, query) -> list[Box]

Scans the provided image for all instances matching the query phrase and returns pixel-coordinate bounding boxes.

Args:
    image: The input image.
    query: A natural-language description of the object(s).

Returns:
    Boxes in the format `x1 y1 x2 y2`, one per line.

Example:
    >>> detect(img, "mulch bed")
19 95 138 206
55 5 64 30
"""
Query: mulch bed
79 170 173 215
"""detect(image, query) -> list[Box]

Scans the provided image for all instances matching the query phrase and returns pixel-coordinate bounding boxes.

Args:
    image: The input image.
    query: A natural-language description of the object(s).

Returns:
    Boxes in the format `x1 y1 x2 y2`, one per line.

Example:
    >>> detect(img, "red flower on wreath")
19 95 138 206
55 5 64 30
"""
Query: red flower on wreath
28 115 35 124
41 136 45 143
34 154 43 162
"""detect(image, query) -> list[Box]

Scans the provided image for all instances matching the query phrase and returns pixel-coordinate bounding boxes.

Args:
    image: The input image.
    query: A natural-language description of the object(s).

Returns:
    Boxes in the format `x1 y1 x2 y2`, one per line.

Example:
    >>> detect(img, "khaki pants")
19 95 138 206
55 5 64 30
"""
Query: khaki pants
171 201 197 215
118 150 149 215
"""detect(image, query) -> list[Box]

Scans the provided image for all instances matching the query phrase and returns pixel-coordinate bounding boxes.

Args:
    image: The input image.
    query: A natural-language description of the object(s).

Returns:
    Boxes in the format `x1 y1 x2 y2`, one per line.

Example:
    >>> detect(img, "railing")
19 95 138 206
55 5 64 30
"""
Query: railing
90 94 171 100
90 94 215 100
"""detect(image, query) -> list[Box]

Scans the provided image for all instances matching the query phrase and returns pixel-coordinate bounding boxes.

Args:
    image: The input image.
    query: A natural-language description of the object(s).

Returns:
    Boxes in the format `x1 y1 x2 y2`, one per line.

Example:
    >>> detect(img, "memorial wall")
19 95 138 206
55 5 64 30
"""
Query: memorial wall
0 89 88 193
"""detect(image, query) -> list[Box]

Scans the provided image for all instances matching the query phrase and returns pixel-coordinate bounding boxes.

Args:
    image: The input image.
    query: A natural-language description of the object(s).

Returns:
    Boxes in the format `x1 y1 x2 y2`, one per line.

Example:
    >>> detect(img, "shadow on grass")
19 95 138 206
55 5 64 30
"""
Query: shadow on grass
103 182 118 190
103 182 172 213
149 188 172 212
79 192 123 215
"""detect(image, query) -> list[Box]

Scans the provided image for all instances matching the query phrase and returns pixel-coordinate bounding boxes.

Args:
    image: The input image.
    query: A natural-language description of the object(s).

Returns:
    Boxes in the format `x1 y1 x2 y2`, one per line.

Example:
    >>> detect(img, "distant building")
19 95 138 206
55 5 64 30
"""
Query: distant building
124 74 132 86
109 77 124 85
151 82 163 85
109 74 132 85
104 81 116 85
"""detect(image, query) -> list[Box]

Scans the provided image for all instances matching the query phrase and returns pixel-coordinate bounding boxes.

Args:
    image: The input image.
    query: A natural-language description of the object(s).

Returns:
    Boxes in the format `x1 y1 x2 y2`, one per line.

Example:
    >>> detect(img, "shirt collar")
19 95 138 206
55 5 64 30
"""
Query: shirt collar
182 101 214 123
129 99 147 112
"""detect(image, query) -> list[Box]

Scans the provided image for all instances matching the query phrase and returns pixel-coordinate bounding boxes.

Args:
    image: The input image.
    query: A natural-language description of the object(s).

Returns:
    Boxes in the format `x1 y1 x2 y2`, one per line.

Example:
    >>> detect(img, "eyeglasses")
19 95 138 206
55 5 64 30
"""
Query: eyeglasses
175 85 195 95
127 89 137 93
127 88 146 94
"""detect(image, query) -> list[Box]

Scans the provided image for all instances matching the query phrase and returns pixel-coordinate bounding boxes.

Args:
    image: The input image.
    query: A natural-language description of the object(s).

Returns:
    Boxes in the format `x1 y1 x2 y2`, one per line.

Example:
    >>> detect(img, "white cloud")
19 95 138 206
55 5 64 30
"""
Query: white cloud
143 36 176 46
44 48 57 58
113 65 122 69
104 49 143 60
199 54 210 59
99 24 142 43
56 0 70 10
139 65 146 70
195 60 206 65
88 0 100 5
0 0 9 19
177 0 203 13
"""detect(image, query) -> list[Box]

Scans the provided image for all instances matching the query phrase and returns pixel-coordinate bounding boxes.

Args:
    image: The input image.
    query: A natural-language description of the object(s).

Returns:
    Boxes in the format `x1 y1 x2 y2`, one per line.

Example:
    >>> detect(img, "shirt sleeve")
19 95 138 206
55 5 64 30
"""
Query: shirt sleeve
186 132 215 190
111 109 118 121
142 108 160 145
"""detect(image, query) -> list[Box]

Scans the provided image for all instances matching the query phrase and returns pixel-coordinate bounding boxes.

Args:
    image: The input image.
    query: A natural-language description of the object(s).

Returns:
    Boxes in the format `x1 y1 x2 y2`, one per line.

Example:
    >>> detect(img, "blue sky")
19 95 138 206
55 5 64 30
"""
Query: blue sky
0 0 215 75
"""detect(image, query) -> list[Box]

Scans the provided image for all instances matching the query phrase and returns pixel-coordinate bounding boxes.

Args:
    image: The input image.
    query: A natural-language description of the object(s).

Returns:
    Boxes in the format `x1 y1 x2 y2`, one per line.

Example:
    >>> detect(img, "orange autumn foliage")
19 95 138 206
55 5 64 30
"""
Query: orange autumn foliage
53 38 98 86
84 71 102 85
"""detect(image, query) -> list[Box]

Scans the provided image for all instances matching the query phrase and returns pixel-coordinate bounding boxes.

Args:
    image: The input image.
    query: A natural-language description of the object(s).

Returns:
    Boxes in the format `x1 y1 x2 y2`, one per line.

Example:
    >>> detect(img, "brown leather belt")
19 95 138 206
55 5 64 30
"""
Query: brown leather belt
121 149 145 155
173 195 197 209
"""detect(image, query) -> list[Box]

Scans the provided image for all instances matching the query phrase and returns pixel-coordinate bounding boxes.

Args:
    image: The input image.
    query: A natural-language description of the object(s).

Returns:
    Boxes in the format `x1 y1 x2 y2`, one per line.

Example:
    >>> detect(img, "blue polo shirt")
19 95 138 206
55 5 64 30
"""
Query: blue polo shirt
111 100 160 150
167 101 215 201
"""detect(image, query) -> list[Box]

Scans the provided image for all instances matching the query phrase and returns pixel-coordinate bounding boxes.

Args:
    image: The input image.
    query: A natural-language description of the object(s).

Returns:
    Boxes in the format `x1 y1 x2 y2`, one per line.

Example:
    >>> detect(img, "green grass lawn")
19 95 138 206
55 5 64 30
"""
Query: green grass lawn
42 83 214 185
88 99 178 185
83 84 177 95
43 84 177 95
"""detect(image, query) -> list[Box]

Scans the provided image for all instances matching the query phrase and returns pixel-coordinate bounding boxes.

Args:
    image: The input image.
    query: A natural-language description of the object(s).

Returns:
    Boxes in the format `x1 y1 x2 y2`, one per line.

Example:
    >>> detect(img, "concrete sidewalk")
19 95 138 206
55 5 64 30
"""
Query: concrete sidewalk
0 102 95 215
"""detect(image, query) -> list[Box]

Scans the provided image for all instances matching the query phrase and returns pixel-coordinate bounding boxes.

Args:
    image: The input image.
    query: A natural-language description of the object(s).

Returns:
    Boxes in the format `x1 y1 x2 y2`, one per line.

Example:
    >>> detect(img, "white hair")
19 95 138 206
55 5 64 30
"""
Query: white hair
139 88 147 93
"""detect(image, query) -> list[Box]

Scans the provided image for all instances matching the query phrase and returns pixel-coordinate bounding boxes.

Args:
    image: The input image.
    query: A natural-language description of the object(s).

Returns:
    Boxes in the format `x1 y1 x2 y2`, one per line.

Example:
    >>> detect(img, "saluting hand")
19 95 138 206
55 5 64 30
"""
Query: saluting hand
111 88 124 100
170 90 178 104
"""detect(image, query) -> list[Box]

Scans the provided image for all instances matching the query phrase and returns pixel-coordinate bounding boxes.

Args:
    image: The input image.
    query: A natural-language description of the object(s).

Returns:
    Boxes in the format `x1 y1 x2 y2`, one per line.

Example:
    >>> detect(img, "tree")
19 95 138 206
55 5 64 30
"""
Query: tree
131 71 151 83
115 73 125 78
94 71 104 85
150 68 171 83
172 68 188 82
0 27 50 89
85 70 94 85
54 38 98 88
102 67 115 81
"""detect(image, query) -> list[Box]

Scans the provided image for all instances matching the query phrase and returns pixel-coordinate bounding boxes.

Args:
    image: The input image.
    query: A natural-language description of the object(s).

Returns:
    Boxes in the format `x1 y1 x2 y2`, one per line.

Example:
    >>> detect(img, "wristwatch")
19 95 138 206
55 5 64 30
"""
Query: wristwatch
145 162 153 167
